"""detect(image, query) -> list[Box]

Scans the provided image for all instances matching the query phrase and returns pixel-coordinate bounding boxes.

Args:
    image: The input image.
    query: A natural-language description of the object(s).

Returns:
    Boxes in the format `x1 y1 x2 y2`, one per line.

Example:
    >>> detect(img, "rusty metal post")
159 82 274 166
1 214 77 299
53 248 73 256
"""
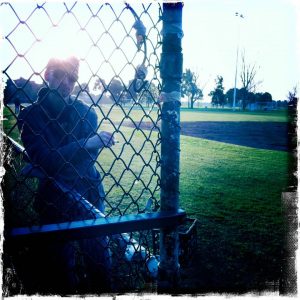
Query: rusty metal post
158 2 183 292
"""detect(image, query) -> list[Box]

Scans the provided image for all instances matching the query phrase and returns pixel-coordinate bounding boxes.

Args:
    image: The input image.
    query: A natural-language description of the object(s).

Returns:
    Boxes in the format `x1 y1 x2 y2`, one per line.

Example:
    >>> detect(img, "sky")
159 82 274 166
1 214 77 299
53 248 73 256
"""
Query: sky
0 0 159 88
182 0 300 100
0 0 299 101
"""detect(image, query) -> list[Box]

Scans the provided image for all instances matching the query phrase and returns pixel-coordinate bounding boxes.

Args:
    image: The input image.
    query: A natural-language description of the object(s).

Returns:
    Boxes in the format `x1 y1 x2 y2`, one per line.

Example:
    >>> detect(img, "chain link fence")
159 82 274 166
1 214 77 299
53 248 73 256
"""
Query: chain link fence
1 1 185 295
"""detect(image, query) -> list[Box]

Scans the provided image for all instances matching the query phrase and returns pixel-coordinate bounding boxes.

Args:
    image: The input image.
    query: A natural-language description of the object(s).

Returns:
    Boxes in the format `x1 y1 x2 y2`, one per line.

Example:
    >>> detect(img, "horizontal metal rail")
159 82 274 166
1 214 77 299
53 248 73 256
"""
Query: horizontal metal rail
5 134 26 154
5 136 186 243
9 209 186 243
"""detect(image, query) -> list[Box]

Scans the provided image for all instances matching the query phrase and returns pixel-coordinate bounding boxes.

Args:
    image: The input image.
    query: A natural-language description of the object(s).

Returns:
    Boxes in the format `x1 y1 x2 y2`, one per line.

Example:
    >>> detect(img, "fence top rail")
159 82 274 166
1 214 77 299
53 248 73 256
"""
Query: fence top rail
8 209 186 242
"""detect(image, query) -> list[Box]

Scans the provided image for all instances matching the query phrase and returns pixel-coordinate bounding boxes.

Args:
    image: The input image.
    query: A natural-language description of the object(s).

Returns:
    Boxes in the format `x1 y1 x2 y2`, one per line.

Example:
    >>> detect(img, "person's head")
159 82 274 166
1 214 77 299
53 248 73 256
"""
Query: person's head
44 56 79 98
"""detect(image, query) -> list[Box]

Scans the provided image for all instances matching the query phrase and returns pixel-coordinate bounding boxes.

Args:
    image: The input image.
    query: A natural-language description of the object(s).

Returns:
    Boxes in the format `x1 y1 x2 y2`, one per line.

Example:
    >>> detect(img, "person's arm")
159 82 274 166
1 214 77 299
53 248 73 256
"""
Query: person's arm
19 107 114 177
55 107 115 155
85 131 115 150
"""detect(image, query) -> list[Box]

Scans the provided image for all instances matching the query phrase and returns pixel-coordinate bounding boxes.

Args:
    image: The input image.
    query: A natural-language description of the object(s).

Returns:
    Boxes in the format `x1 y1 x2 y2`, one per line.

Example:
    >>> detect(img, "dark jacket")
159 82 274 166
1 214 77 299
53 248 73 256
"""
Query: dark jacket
18 87 105 213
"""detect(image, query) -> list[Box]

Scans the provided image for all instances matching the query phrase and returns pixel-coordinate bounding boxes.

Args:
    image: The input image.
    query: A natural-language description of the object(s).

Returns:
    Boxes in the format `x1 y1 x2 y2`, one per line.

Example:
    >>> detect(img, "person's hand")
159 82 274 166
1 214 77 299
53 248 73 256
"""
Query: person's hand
86 131 115 150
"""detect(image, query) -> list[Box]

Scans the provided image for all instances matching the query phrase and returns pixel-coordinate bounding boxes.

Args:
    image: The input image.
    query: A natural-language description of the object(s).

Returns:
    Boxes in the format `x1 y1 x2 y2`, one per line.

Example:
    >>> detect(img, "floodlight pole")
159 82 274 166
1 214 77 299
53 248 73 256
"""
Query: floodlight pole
233 12 244 111
158 2 183 292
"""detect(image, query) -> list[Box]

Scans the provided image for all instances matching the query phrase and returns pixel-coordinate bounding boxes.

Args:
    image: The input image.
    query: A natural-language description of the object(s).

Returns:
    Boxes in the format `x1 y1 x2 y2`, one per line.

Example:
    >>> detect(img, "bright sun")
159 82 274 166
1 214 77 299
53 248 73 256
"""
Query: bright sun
1 2 157 89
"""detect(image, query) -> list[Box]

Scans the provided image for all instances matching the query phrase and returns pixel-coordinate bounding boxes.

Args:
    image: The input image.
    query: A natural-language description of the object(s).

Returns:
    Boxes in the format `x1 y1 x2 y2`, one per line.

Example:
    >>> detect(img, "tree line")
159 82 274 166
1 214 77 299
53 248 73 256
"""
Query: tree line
181 51 295 110
3 51 296 110
4 76 160 108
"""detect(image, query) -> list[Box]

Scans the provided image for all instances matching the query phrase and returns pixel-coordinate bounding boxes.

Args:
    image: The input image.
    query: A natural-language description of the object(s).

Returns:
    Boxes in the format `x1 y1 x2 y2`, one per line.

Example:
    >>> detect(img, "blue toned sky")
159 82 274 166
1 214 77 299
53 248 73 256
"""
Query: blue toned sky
0 0 158 88
0 0 299 100
182 0 300 100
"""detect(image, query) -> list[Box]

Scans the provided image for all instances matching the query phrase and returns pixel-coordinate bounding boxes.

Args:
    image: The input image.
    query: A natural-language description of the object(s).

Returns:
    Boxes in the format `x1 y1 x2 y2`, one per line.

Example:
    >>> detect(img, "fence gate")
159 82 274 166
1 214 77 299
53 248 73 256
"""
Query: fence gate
1 1 184 295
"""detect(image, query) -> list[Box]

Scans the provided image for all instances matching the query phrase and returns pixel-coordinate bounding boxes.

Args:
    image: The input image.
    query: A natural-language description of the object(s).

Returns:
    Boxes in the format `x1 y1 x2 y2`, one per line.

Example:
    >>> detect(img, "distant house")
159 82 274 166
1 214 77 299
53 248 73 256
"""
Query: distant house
247 101 277 111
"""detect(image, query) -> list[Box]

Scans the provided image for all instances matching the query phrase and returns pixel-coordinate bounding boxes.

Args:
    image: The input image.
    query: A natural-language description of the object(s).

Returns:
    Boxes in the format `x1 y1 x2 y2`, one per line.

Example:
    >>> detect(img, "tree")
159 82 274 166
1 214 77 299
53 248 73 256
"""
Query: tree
287 85 297 106
108 78 123 104
287 86 298 111
261 92 272 102
139 81 160 107
93 77 107 94
4 78 42 105
256 93 265 103
225 88 235 107
73 82 90 96
126 79 139 102
239 51 263 110
225 87 272 109
181 69 203 109
208 75 225 107
286 85 297 163
277 100 288 108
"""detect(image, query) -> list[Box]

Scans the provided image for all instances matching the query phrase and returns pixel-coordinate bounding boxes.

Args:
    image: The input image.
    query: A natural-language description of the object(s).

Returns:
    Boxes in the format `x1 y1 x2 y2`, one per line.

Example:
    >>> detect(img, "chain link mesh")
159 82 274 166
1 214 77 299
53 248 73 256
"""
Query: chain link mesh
1 1 164 294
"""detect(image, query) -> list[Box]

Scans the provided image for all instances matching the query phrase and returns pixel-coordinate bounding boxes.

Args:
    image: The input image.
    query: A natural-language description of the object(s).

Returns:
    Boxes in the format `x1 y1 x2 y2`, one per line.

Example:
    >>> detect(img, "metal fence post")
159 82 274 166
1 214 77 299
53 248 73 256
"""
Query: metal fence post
158 2 183 291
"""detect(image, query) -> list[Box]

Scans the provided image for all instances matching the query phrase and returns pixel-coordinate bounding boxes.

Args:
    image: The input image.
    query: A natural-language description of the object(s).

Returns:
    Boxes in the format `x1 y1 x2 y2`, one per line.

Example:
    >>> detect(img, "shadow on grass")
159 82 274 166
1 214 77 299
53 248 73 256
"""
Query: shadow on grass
180 121 289 152
122 121 289 152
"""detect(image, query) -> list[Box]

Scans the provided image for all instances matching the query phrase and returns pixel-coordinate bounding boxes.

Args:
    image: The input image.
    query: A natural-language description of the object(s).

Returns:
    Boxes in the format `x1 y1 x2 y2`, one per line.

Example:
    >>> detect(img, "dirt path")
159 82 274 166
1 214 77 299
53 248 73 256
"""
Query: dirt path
122 121 289 151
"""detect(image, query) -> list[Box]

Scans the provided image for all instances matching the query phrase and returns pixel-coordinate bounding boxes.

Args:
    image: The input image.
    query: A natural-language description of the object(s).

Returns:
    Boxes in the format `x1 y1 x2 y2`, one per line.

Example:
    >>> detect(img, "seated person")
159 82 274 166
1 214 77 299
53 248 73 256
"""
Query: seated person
17 56 114 294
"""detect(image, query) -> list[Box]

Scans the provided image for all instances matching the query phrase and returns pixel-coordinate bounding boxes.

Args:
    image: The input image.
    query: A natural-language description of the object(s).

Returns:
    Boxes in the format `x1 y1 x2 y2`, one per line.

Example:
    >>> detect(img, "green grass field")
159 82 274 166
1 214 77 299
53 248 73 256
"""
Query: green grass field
179 109 291 290
3 106 291 222
3 105 291 291
98 107 292 290
180 134 291 286
180 107 288 122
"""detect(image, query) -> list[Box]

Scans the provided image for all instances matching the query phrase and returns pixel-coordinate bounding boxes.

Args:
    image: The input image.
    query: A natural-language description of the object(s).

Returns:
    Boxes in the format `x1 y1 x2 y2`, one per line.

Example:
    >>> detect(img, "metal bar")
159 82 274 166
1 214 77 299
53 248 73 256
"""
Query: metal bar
5 136 186 246
159 2 183 291
5 134 26 154
8 209 186 243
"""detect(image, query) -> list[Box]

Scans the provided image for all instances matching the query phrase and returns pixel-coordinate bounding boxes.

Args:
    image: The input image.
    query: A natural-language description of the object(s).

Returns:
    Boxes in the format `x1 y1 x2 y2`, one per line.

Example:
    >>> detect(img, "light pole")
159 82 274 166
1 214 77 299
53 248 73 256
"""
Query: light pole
232 12 244 111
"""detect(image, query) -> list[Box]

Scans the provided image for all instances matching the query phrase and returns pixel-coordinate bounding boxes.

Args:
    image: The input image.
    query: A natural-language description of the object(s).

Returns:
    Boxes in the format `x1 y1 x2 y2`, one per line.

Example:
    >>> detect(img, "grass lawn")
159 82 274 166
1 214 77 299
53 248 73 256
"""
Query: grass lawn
180 136 290 220
180 108 288 122
180 134 292 290
97 105 289 122
3 104 291 291
178 109 291 291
